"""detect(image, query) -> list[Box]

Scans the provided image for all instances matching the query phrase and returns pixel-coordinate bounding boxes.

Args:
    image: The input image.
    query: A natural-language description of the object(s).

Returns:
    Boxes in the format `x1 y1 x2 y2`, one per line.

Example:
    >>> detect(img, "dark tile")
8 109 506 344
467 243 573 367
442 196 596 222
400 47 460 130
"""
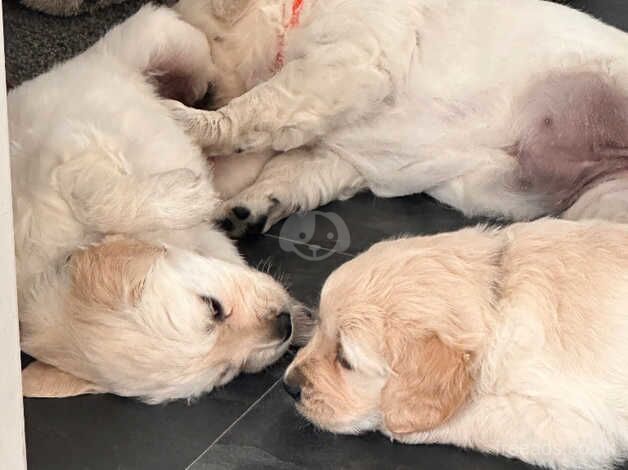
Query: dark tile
565 0 628 31
238 235 352 307
190 385 537 470
267 192 490 256
23 361 283 470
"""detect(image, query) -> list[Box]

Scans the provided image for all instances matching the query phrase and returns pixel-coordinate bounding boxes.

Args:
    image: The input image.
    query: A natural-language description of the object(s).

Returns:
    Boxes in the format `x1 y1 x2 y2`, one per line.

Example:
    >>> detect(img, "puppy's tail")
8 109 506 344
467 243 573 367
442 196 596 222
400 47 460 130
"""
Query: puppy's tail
92 4 214 104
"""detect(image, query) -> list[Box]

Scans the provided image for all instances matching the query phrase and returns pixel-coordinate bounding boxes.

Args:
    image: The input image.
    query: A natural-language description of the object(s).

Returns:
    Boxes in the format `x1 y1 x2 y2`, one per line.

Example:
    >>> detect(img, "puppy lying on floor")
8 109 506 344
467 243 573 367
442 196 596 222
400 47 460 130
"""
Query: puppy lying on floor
284 219 628 470
10 5 304 404
170 0 628 237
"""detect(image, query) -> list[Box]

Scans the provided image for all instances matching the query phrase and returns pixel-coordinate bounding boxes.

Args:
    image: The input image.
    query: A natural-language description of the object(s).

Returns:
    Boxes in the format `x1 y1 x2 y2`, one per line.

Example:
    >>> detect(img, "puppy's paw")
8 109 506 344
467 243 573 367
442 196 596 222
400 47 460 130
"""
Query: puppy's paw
217 187 299 238
164 100 234 147
164 100 289 155
161 99 196 132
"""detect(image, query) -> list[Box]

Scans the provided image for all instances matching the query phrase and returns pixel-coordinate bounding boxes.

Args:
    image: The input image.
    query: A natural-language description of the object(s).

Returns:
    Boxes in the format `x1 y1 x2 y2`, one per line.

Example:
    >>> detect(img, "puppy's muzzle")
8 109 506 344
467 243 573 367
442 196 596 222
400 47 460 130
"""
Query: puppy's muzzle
283 368 306 401
283 378 301 401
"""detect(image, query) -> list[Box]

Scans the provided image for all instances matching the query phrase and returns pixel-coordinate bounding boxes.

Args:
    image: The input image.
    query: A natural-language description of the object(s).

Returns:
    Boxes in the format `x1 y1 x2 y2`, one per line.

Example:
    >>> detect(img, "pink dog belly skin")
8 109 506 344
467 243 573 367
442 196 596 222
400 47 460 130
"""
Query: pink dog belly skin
511 71 628 213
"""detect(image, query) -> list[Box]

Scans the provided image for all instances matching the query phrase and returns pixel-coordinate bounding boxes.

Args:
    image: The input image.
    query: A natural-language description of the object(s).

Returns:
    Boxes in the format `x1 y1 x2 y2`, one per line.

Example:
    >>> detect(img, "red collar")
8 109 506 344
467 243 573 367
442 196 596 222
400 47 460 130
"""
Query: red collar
273 0 305 72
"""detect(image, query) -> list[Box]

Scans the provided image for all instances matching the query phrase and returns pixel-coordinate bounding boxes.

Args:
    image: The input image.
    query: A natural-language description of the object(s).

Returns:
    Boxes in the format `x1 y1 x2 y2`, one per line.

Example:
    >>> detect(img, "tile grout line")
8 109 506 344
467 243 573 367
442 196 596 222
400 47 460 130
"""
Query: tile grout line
184 379 282 470
263 233 355 258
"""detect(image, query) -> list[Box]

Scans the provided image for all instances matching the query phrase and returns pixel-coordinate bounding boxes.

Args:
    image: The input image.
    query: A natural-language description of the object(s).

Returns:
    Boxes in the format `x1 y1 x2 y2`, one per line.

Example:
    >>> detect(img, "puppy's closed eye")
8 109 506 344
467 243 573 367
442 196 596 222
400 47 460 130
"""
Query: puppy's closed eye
201 296 227 322
336 345 353 371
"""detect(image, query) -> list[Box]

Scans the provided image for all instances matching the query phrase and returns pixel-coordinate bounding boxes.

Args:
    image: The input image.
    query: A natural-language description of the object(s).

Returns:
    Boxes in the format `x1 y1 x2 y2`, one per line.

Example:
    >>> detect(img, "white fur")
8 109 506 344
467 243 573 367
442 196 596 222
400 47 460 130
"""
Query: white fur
172 0 628 234
386 222 628 470
10 5 298 403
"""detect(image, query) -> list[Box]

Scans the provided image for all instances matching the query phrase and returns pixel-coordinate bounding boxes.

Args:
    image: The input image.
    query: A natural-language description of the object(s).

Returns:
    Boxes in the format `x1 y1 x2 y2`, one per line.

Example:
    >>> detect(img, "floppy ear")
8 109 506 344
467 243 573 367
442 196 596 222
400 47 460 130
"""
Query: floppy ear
69 238 165 310
381 335 473 435
22 361 105 398
210 0 252 23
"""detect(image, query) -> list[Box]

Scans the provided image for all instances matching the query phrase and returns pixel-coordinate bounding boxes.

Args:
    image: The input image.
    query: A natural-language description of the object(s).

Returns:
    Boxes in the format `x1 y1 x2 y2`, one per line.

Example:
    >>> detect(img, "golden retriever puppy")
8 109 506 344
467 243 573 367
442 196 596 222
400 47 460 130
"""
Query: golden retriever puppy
11 6 303 404
284 219 628 469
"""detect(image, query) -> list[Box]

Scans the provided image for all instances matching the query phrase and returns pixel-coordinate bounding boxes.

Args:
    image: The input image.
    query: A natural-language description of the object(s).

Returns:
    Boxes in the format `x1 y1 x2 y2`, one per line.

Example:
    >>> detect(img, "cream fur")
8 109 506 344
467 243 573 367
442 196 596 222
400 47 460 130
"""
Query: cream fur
171 0 628 236
286 219 628 470
10 5 301 403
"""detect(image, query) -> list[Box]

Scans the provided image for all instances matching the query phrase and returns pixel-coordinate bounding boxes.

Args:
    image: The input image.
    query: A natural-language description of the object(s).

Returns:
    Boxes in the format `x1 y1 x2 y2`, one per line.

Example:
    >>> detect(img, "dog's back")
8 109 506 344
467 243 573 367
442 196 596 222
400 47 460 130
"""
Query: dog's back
475 219 628 468
498 219 628 362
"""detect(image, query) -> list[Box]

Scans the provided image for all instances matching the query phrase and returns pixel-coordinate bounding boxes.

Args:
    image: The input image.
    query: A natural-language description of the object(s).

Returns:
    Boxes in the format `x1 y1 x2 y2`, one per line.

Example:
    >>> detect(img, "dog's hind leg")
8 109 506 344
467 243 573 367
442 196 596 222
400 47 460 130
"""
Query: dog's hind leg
94 5 215 105
54 152 218 235
217 145 366 238
426 147 548 222
562 178 628 223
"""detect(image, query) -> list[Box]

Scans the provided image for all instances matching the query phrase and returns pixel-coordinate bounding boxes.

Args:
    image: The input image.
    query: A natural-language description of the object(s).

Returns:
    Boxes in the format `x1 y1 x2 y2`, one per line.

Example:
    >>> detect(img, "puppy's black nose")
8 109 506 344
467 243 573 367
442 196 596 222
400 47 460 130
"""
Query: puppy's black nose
276 312 292 342
283 379 301 401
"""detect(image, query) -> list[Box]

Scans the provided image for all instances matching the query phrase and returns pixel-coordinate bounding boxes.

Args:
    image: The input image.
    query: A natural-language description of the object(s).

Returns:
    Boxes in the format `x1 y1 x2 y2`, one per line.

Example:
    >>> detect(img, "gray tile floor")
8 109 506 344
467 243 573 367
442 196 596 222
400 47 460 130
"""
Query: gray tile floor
6 0 628 468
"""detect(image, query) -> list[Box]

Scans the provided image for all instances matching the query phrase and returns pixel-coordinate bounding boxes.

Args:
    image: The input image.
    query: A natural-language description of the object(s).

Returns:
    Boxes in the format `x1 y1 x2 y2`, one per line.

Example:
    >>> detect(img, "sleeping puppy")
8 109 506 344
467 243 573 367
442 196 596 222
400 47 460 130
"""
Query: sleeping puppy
284 219 628 470
170 0 628 237
10 5 303 404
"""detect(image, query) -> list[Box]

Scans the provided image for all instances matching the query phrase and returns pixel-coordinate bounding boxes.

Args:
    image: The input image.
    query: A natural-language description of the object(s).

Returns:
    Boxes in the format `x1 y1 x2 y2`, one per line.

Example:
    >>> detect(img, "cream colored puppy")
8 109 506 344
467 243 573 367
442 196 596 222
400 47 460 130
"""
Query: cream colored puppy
11 5 301 404
171 0 628 237
285 219 628 470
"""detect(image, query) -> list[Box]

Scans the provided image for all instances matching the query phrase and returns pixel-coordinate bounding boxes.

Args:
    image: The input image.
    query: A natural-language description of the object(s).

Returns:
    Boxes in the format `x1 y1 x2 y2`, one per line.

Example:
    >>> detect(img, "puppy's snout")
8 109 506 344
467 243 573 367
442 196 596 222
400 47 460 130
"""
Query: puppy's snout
276 312 293 342
283 377 301 401
283 368 306 401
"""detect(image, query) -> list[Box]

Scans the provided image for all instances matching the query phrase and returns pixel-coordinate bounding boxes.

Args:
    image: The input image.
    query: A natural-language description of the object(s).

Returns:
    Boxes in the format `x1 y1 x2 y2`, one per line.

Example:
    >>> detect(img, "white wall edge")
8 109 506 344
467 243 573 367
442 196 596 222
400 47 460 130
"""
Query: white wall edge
0 2 28 469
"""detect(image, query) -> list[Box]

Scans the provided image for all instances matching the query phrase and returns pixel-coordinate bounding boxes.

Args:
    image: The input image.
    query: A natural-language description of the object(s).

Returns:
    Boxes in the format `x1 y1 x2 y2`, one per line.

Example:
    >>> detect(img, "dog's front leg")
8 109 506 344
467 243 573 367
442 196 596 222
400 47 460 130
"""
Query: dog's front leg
55 154 218 234
168 40 393 155
217 145 366 238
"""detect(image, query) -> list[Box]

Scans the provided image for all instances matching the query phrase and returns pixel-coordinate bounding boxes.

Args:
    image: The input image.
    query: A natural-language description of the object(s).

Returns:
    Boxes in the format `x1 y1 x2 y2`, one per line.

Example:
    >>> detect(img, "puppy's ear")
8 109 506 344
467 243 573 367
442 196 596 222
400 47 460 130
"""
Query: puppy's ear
69 238 165 310
210 0 252 23
22 361 105 398
381 335 473 435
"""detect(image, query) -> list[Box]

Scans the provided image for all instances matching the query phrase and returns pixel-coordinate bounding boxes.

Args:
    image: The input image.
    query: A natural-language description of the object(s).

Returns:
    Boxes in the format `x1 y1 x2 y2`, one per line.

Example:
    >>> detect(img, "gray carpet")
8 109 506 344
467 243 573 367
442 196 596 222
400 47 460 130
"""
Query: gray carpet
2 0 164 88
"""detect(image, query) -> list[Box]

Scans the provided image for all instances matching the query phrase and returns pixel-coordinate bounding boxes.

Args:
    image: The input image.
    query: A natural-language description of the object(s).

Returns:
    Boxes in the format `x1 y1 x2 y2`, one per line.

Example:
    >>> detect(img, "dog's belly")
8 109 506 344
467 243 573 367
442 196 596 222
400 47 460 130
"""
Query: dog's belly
328 69 628 217
325 89 508 199
510 71 628 213
326 0 628 213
